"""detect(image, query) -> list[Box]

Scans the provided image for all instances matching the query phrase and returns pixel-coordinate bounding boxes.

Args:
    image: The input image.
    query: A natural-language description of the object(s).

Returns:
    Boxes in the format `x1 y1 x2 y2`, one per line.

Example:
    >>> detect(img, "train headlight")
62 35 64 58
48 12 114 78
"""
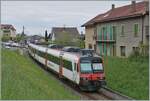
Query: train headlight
81 77 87 80
83 77 87 80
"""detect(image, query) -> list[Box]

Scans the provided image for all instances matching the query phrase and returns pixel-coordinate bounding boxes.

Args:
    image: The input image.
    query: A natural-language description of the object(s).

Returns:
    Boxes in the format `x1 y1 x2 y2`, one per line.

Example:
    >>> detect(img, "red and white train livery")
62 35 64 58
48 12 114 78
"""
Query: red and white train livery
28 43 106 91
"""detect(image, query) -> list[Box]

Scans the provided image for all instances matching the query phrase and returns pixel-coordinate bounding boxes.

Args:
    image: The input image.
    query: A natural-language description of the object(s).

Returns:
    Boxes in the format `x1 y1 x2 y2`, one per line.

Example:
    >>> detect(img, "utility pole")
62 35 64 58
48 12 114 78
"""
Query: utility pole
22 26 25 35
45 30 48 42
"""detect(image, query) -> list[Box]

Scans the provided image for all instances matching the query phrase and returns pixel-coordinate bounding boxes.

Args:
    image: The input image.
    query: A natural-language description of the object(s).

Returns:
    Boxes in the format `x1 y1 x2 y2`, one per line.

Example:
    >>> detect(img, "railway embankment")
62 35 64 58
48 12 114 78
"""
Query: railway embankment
1 48 80 99
1 47 149 100
104 56 149 100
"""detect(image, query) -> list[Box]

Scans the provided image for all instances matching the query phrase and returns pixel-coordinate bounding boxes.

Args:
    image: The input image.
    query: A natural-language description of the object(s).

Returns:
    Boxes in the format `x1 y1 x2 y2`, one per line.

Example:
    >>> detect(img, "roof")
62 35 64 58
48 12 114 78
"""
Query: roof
27 35 44 41
51 27 80 40
82 1 149 27
0 24 16 31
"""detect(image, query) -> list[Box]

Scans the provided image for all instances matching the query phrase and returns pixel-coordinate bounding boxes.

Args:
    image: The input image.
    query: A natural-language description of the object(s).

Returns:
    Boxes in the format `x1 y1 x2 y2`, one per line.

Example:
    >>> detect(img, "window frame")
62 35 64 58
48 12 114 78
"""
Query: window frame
88 44 92 49
102 26 107 40
145 25 149 35
112 25 117 40
47 53 60 65
63 59 72 71
132 47 139 53
120 46 126 56
120 24 125 36
134 23 139 37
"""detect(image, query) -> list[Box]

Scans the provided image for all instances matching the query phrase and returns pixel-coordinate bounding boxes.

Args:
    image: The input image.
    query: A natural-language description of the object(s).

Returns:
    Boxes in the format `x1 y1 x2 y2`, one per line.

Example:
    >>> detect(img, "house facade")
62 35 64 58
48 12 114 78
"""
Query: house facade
51 27 80 42
82 1 149 57
26 35 45 44
0 24 16 38
84 26 97 50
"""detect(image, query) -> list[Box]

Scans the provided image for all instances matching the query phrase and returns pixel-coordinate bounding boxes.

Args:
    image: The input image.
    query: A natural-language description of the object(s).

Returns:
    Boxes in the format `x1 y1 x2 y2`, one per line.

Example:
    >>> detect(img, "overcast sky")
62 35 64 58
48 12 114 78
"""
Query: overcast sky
1 1 141 36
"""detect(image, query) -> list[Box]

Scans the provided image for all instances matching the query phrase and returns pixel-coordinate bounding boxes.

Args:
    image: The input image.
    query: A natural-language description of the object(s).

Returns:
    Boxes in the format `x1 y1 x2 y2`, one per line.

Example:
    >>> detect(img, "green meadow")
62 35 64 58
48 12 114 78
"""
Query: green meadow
104 56 149 100
1 48 80 100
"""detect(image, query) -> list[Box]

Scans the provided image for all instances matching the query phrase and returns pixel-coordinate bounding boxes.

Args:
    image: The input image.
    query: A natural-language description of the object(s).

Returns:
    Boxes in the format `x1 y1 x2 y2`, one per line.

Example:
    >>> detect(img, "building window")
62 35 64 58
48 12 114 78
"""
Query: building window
120 46 126 56
93 35 96 40
133 47 139 53
134 24 139 37
94 44 96 51
145 25 149 36
112 26 116 40
121 25 124 36
3 29 10 33
102 27 107 40
88 44 92 49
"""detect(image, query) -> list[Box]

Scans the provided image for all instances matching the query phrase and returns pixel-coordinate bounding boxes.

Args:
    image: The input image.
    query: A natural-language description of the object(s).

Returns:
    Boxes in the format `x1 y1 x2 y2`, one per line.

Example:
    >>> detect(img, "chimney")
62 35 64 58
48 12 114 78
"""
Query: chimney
145 1 149 13
63 24 66 31
112 4 115 10
131 1 136 12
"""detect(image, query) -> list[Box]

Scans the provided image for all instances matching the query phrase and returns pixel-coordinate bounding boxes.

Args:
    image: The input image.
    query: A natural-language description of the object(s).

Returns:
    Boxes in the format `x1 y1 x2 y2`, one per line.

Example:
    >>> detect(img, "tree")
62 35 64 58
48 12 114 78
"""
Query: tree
13 33 27 42
1 34 11 42
138 41 149 56
45 30 48 42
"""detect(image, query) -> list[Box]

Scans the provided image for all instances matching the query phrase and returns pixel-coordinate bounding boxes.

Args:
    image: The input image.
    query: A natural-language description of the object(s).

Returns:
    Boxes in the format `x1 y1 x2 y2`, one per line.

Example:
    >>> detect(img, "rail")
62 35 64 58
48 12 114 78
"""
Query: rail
99 86 133 100
26 47 133 100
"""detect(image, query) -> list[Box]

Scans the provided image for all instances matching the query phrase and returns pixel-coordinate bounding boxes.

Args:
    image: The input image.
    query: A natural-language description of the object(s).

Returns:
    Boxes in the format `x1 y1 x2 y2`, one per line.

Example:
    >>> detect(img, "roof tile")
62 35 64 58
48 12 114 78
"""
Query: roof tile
82 1 148 26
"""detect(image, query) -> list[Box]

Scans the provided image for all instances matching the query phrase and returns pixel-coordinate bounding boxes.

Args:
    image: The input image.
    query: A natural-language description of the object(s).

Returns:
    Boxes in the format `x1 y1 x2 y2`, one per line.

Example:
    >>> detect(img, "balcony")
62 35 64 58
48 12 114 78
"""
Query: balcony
96 40 116 43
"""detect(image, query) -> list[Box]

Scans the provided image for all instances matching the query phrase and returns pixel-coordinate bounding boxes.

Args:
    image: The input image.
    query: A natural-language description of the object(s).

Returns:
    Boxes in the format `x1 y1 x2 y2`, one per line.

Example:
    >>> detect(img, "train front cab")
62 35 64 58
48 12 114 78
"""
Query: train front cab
78 56 106 91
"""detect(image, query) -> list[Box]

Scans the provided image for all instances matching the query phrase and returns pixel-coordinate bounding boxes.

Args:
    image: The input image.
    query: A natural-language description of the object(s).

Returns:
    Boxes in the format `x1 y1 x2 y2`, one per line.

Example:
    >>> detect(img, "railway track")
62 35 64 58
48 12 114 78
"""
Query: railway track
99 87 133 100
25 49 132 100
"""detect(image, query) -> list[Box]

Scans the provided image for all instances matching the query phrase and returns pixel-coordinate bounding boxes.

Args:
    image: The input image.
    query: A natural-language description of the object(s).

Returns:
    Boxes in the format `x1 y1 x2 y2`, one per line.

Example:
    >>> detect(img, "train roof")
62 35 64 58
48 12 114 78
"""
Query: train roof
28 43 102 62
29 43 46 52
29 43 79 62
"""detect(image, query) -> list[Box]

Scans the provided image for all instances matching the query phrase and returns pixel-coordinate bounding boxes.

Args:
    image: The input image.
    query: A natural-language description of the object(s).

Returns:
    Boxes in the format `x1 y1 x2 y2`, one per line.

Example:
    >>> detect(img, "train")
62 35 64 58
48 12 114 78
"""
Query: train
28 43 106 91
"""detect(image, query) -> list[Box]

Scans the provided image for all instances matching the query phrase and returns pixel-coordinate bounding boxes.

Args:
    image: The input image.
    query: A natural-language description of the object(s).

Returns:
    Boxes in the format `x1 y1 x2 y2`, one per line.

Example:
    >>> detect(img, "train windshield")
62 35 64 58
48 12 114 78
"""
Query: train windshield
80 58 103 73
92 63 103 72
92 59 103 72
80 63 92 73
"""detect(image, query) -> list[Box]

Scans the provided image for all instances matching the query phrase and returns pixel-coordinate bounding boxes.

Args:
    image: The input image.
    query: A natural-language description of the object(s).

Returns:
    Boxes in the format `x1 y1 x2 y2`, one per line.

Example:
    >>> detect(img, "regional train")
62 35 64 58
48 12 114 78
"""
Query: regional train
28 43 106 91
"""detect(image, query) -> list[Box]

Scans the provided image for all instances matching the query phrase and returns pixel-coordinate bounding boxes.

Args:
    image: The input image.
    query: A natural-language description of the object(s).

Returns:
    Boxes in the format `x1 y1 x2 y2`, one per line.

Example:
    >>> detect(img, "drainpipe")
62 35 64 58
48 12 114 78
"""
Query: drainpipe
94 24 97 52
142 16 144 44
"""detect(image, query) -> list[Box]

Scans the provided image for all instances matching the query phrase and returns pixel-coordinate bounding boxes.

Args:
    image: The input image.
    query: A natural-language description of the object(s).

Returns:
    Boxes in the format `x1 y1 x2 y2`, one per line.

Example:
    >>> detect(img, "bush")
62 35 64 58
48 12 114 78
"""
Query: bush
1 34 11 42
129 51 149 62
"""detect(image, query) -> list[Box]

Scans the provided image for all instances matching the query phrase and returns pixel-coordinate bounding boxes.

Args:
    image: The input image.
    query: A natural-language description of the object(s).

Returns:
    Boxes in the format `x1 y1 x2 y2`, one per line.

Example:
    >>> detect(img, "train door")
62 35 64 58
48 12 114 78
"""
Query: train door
45 48 48 70
73 62 80 84
72 63 77 83
59 52 63 78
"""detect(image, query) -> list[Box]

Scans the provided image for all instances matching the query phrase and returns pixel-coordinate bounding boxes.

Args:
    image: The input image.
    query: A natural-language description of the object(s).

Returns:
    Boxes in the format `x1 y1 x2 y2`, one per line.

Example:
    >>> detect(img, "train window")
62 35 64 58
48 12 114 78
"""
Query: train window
29 46 35 53
92 59 102 63
74 63 76 71
77 64 79 72
80 63 92 73
80 59 90 63
47 54 60 65
93 63 103 71
63 59 72 71
36 50 45 57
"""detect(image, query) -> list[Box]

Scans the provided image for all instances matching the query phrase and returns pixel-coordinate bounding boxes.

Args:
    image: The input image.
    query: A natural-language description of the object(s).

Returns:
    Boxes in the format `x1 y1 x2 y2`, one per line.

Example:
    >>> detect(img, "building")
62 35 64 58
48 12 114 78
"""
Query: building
82 1 149 57
51 27 80 42
0 24 16 38
26 35 45 44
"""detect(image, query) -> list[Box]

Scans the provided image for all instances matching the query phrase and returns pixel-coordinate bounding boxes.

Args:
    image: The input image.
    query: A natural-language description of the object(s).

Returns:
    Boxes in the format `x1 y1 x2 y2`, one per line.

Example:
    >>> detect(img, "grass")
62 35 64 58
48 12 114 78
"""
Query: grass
1 48 80 100
104 56 149 100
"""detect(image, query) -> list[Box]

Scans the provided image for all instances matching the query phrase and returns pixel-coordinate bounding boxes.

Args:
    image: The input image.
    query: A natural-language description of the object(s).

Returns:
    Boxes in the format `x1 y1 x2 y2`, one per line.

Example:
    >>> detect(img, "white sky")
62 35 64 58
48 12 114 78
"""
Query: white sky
1 1 142 36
